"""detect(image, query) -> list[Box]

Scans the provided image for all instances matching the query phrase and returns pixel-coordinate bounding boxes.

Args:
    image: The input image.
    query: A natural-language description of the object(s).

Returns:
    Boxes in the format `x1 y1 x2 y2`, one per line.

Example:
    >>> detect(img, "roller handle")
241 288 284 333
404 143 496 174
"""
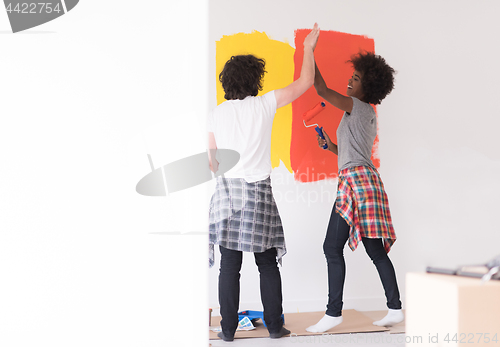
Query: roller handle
315 126 328 149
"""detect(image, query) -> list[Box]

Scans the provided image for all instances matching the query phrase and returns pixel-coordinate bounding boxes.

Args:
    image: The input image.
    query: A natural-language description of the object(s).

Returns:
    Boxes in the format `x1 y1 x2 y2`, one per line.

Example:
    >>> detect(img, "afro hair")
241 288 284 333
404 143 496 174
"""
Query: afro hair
219 55 267 100
348 52 395 105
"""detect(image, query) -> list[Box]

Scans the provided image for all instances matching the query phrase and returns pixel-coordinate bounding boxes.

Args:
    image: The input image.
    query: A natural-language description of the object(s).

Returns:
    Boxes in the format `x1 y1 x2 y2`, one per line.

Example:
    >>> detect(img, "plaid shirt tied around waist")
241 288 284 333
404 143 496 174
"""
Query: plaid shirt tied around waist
208 176 286 268
336 166 396 253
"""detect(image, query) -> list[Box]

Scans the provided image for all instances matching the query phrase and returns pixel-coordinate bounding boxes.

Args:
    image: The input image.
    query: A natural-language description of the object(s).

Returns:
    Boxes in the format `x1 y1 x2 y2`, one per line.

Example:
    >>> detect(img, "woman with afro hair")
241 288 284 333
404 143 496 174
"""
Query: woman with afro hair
306 51 404 332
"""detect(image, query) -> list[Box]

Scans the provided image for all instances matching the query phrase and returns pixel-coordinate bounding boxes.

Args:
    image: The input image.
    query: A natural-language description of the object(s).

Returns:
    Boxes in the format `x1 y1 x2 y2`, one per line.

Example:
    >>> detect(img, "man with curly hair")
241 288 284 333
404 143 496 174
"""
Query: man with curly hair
208 24 320 341
306 51 404 332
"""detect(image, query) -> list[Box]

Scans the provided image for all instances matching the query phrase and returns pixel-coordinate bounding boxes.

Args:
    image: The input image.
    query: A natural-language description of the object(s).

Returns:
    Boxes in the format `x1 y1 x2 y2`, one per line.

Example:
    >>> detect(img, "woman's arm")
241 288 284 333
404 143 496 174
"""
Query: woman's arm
274 23 320 109
208 132 219 173
314 63 353 113
316 129 338 155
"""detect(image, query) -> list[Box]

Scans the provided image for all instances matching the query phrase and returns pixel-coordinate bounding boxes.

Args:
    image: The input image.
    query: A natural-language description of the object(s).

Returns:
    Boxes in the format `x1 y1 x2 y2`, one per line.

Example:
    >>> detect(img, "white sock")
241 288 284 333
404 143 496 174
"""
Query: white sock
306 314 343 333
373 309 404 326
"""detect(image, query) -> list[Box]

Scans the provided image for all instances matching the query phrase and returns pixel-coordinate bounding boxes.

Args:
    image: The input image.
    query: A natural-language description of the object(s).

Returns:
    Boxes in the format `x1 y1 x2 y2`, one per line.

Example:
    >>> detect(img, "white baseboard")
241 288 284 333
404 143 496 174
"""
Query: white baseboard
210 296 406 317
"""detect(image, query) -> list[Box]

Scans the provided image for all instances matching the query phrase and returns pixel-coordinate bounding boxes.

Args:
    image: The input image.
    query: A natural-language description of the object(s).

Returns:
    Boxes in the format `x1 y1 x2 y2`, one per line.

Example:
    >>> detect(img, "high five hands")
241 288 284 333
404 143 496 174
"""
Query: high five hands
304 23 320 51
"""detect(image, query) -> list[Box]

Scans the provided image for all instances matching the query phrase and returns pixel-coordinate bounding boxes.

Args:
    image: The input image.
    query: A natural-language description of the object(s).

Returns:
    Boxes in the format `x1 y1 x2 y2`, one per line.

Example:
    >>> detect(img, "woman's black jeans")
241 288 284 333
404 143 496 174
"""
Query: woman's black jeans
323 204 402 317
218 246 284 337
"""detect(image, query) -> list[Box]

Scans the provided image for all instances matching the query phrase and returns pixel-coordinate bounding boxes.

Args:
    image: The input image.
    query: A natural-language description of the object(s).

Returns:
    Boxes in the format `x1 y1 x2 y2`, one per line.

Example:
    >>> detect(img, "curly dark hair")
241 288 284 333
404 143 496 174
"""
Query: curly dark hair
348 52 395 105
219 55 267 100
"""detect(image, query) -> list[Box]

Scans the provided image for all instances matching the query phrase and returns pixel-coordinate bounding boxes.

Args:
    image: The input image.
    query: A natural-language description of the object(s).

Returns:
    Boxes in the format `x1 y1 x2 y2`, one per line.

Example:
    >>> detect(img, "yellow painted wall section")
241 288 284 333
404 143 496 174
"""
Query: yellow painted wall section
215 31 294 172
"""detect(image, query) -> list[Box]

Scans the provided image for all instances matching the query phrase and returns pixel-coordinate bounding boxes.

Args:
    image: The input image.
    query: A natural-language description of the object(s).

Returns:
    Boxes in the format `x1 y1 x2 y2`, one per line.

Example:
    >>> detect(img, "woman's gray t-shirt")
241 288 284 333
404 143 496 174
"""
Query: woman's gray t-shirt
336 97 377 171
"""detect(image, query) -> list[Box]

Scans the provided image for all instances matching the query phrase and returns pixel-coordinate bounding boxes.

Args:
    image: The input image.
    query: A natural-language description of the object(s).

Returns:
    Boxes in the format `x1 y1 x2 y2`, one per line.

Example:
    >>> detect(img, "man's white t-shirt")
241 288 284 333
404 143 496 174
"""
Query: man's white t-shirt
207 91 277 183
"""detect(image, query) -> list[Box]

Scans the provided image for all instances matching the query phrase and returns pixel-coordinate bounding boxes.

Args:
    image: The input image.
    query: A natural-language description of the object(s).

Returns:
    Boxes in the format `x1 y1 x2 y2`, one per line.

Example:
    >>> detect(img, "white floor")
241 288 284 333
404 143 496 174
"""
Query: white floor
210 332 406 347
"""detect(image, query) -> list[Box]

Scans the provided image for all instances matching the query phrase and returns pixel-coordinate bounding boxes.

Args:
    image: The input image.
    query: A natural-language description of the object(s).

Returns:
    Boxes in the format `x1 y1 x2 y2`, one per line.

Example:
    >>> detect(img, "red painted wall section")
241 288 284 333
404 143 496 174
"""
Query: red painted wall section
291 30 379 183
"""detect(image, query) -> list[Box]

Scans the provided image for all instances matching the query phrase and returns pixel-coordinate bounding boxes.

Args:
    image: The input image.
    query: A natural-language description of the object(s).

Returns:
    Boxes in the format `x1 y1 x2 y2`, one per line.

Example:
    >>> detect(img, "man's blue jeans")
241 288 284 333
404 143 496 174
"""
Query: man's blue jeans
218 246 284 337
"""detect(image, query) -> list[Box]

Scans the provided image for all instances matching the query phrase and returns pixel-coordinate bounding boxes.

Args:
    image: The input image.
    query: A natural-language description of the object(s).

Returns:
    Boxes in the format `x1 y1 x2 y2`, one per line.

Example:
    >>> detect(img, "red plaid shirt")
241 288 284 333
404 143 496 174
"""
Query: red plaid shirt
335 166 396 253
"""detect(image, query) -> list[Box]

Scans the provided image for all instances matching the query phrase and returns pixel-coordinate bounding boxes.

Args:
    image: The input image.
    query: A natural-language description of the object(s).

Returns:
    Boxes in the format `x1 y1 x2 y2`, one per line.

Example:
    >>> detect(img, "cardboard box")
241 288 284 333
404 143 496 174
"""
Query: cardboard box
406 272 500 346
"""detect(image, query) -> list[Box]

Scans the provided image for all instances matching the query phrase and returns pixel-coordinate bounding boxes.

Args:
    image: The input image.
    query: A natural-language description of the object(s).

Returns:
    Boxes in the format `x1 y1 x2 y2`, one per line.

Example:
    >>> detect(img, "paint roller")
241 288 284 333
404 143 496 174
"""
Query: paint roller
303 101 328 149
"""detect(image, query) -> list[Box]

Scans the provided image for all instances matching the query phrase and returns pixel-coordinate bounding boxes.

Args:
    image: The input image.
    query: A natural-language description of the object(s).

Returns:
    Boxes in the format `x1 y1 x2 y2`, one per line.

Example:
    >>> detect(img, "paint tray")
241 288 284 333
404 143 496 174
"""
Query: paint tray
237 310 285 328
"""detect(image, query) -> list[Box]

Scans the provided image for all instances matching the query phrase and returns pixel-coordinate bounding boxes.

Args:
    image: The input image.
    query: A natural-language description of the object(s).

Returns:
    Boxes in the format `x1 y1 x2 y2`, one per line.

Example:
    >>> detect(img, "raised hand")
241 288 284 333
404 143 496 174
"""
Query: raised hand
304 23 320 52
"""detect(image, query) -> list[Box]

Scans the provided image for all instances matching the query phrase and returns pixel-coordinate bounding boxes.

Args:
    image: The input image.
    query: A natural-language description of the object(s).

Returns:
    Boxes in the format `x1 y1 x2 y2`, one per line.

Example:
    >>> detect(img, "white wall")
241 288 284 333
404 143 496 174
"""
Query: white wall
209 0 500 316
0 1 210 346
